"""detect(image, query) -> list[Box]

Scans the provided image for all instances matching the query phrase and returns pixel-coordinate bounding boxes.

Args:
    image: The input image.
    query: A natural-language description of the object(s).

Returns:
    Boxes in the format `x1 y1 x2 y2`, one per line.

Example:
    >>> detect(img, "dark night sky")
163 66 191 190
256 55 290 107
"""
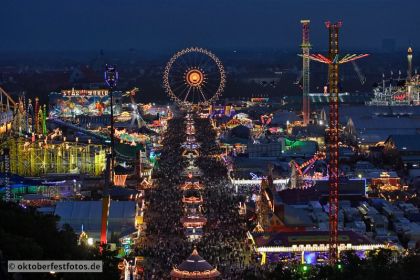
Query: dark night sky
1 0 418 52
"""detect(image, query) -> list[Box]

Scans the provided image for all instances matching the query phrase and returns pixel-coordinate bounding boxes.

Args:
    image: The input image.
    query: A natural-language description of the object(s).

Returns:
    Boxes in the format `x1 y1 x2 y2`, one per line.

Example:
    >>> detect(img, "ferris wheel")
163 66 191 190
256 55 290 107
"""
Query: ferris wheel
163 47 226 107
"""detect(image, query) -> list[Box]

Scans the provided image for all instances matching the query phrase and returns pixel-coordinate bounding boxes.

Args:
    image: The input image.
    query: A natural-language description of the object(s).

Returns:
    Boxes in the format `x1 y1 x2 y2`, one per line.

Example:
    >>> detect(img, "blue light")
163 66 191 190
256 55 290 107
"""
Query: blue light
104 64 118 88
304 252 317 265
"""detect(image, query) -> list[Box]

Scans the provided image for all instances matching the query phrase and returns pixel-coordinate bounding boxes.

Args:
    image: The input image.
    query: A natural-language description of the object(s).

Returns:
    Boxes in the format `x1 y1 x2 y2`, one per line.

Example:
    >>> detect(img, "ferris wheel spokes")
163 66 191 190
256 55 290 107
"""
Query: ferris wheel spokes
163 47 226 107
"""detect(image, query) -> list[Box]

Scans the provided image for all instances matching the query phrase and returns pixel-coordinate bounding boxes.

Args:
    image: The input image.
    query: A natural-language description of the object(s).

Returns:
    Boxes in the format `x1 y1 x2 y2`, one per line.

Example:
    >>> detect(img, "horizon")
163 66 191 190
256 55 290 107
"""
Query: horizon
1 0 419 52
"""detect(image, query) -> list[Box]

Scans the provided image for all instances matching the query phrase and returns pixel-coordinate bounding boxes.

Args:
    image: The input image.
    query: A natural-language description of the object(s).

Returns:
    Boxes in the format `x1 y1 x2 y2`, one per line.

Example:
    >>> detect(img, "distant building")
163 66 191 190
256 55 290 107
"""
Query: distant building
271 111 300 126
313 178 367 197
258 179 314 232
334 106 420 148
278 178 367 204
385 134 420 168
249 230 388 265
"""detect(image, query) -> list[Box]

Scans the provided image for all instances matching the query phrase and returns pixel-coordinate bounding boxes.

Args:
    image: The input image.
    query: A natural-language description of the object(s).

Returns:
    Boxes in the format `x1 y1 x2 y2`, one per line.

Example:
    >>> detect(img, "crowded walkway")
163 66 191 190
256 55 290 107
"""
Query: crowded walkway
138 115 261 279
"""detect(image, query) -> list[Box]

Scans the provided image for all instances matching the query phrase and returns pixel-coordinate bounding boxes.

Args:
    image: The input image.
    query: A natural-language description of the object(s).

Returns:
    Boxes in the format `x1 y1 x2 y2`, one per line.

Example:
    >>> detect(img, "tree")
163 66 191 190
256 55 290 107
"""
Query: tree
0 201 120 280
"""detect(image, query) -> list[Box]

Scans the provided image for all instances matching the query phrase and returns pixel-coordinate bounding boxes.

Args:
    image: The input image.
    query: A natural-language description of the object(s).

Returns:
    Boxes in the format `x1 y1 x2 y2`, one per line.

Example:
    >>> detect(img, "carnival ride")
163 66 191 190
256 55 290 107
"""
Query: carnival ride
122 87 146 128
4 117 148 179
221 153 234 175
1 137 106 177
1 92 50 201
49 118 109 142
290 152 326 189
300 20 311 126
0 87 16 133
351 60 367 85
367 73 420 106
303 21 369 264
367 48 419 106
224 113 253 130
114 129 149 145
253 114 273 140
163 47 226 108
7 95 48 136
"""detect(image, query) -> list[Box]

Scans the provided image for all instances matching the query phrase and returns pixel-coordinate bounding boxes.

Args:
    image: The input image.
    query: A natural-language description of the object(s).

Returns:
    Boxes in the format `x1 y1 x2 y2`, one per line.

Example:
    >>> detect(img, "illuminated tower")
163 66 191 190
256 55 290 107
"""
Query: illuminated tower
303 21 369 264
407 47 413 80
301 20 311 125
326 22 341 265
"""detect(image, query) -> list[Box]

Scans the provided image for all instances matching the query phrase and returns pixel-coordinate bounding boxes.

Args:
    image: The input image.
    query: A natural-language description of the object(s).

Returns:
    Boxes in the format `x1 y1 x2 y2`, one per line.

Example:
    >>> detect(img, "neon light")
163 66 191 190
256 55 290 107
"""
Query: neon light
250 172 265 180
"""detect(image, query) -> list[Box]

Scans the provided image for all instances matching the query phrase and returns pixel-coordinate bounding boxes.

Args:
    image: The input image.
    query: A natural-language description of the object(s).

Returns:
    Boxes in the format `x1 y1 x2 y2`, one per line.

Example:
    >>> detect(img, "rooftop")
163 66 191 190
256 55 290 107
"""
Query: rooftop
386 134 420 152
252 230 374 248
170 249 220 279
54 200 136 238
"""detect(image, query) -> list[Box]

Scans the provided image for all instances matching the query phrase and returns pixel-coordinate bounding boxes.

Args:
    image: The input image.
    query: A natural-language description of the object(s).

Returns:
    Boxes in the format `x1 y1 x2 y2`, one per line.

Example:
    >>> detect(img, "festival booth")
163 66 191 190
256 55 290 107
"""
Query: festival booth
248 230 389 265
182 189 204 204
170 249 221 279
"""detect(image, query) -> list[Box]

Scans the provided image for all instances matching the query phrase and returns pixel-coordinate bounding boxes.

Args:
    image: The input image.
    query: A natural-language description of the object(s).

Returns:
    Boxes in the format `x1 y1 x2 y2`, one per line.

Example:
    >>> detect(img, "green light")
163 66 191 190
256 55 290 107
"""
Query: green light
337 264 343 270
284 138 306 151
302 265 308 272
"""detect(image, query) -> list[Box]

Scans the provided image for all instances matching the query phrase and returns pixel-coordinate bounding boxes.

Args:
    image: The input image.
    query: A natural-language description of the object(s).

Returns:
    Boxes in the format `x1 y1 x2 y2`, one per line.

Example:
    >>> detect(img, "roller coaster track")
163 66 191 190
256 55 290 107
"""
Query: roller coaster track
48 118 110 142
0 86 16 126
48 118 139 162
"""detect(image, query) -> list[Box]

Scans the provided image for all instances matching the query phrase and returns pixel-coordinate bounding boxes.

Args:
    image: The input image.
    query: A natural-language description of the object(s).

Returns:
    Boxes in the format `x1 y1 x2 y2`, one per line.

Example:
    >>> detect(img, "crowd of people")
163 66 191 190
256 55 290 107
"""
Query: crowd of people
194 117 262 279
137 115 264 279
137 117 192 279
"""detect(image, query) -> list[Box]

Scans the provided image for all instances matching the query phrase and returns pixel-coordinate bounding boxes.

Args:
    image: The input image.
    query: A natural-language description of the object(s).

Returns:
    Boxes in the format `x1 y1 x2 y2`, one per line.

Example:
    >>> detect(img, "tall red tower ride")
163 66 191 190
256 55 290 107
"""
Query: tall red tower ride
304 21 369 264
326 21 341 264
301 20 311 125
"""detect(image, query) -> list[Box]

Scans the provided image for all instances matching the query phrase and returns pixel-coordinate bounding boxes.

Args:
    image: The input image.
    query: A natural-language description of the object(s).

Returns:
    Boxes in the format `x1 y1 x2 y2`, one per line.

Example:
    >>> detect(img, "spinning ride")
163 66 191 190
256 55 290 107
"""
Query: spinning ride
163 47 226 107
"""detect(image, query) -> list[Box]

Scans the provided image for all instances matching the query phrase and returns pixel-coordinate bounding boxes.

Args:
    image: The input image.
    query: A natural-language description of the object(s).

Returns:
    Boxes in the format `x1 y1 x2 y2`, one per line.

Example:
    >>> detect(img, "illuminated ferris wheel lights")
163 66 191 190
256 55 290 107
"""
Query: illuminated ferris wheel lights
163 47 226 107
185 69 205 87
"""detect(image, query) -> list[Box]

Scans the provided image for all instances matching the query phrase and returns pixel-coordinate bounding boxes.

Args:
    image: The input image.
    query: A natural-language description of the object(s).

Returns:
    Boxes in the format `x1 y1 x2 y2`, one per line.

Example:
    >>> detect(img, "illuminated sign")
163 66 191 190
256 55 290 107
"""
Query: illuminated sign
251 97 269 103
50 89 121 118
61 89 109 96
288 235 350 243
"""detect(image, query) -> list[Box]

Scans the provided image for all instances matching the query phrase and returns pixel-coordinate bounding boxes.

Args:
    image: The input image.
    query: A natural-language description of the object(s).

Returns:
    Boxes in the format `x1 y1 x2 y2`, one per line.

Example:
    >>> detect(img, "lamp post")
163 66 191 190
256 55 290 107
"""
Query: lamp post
100 65 118 247
104 64 118 183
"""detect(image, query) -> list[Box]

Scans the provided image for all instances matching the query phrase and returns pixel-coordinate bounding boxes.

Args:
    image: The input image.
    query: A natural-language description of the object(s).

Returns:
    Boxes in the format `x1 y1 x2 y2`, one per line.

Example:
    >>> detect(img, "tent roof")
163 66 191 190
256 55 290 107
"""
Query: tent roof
178 249 215 272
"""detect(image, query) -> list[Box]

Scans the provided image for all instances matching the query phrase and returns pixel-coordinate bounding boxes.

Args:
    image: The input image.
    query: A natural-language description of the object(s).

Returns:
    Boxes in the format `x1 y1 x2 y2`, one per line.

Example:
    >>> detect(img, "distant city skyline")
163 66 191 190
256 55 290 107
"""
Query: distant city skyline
1 0 419 52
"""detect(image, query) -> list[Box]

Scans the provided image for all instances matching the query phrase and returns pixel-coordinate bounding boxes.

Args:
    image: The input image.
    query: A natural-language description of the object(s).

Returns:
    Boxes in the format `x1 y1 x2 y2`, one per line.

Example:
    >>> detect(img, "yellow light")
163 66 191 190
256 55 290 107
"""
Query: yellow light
87 238 94 246
186 69 204 87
